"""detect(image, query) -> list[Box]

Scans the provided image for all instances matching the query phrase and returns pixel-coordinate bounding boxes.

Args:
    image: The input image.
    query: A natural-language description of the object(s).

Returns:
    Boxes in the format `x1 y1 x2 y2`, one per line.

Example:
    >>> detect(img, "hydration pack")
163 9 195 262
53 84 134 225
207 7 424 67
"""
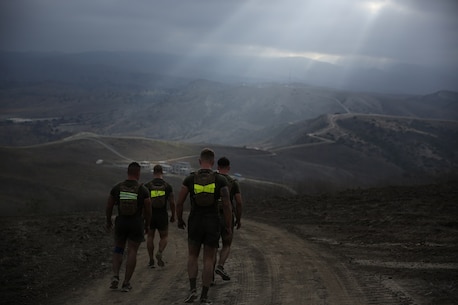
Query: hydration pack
193 171 216 207
149 181 167 208
118 182 140 216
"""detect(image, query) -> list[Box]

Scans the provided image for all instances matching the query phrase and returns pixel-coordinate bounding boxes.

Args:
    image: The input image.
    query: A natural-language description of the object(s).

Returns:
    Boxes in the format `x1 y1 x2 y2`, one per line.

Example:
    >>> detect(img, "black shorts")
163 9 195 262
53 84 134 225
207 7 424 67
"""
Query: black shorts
114 216 144 243
187 213 220 248
150 210 169 231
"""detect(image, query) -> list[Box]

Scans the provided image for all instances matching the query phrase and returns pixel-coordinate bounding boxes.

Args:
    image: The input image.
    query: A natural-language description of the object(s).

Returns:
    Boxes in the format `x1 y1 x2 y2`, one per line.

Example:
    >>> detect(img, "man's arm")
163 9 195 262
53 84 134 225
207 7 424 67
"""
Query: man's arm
143 197 152 234
168 192 176 223
176 185 189 229
105 195 116 232
220 186 233 236
234 192 243 229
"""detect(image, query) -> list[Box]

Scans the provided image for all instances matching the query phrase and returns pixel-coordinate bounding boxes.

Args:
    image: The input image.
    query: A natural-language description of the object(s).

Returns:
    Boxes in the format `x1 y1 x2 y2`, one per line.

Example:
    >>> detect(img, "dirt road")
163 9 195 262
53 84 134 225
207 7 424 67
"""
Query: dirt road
57 219 369 305
3 183 455 305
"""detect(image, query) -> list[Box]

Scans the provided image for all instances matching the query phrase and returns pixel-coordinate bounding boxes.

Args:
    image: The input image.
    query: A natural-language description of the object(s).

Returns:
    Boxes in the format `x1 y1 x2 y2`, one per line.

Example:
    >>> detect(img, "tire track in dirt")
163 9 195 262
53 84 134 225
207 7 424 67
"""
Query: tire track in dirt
225 220 368 305
59 219 371 305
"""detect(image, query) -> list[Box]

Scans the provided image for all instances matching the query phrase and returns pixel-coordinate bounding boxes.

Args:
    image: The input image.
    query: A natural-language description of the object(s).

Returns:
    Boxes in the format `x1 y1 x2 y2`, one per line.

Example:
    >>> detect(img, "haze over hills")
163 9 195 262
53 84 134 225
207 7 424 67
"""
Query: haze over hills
1 59 457 148
1 51 457 94
0 51 457 216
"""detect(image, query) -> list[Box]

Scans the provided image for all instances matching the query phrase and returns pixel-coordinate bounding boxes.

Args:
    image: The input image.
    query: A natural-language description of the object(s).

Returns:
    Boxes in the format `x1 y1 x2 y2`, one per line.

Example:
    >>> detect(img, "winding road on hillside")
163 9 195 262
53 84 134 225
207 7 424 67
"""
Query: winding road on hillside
271 110 452 153
59 219 369 305
271 113 345 152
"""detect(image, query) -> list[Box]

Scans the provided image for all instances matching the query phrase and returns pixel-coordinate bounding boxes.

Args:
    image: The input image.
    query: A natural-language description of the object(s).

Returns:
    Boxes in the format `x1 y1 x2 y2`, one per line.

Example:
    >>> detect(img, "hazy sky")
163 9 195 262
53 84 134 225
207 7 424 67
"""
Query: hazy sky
1 0 457 69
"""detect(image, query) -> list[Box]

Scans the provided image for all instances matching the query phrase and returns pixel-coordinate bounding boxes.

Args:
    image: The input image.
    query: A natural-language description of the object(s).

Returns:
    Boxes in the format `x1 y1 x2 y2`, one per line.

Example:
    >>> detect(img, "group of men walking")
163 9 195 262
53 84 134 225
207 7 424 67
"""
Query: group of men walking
105 148 243 304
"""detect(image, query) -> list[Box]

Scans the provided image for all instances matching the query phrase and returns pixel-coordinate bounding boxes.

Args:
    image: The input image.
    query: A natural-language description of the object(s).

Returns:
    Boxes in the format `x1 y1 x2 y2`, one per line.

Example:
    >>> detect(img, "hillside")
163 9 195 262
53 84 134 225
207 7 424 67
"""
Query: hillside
1 130 456 217
0 135 299 216
1 77 457 147
1 53 457 217
266 113 458 178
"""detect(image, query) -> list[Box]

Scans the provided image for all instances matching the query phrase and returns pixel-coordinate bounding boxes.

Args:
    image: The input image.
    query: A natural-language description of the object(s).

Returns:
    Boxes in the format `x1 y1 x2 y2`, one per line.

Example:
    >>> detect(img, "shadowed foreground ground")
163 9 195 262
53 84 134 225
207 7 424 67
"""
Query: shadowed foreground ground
1 181 457 305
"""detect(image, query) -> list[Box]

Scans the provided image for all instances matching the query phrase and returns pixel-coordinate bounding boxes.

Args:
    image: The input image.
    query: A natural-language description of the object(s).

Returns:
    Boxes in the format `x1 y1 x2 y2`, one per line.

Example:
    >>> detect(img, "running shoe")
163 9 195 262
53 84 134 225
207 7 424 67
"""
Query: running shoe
184 289 198 303
156 252 165 267
215 265 230 281
148 259 155 268
121 282 132 292
200 298 213 305
110 276 119 289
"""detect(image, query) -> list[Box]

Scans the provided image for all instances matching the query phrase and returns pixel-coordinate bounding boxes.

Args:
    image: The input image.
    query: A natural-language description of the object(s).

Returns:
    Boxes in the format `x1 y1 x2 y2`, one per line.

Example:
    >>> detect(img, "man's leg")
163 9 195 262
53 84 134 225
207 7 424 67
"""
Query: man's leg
158 229 168 252
203 245 217 287
215 233 233 281
213 219 224 280
218 233 233 266
212 241 219 284
112 240 125 276
123 240 141 287
201 245 217 301
110 240 126 289
188 243 200 285
146 229 156 267
156 229 168 267
184 243 201 303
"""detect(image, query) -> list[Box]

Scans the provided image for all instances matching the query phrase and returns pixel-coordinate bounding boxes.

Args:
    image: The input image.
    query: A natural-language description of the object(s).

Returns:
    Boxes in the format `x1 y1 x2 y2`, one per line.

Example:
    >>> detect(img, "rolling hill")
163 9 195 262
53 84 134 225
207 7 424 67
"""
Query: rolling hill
1 126 456 217
1 78 457 147
265 113 458 176
0 135 301 216
1 52 457 217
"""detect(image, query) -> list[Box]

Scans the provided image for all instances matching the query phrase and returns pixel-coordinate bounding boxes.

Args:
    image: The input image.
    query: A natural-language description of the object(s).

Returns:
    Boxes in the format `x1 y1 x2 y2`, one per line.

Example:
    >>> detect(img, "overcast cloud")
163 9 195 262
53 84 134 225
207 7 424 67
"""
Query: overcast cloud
1 0 457 70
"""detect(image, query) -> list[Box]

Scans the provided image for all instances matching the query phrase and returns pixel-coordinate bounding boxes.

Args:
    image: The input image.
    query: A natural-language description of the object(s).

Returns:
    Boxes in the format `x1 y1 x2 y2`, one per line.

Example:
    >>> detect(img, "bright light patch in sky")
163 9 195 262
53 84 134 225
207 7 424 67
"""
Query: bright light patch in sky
262 49 343 65
364 0 390 15
0 0 457 69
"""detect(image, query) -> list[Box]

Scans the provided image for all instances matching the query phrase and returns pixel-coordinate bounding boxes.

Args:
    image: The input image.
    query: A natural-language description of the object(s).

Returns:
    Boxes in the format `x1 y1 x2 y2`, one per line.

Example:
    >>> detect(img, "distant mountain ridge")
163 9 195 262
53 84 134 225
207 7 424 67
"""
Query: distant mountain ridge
1 51 457 94
1 76 457 147
1 51 457 187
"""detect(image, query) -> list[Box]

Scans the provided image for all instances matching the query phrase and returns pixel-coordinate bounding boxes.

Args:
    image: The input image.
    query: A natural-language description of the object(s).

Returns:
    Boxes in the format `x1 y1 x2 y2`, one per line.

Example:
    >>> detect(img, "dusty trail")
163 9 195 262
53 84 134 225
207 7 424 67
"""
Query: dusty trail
60 219 370 305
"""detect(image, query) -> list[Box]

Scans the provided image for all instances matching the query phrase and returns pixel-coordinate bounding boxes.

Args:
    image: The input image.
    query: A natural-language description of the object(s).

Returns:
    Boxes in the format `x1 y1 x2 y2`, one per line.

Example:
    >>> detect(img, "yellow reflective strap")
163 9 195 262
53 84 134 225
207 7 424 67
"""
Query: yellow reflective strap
194 183 215 194
151 190 166 198
120 191 138 200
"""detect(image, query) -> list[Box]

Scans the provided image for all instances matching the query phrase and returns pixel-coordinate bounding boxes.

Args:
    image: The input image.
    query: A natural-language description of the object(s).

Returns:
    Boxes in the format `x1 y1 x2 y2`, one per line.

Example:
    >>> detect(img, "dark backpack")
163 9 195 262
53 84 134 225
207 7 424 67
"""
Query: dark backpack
193 171 216 207
149 181 167 208
118 182 140 216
